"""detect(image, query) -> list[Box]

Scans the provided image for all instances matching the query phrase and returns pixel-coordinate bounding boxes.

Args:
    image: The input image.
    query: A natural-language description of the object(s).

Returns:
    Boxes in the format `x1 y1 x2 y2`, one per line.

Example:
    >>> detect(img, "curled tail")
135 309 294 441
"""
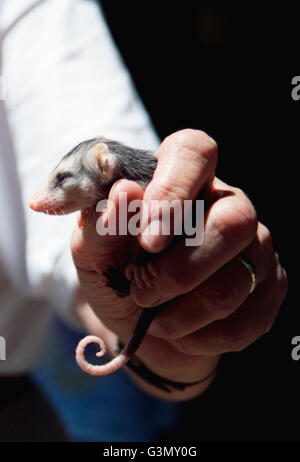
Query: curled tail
75 335 129 376
75 305 165 376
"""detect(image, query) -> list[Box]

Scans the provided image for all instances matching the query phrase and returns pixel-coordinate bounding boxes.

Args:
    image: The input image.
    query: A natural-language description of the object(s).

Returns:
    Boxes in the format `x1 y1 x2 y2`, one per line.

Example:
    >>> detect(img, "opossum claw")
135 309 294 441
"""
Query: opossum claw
78 207 90 229
103 265 131 298
125 261 159 290
125 264 135 281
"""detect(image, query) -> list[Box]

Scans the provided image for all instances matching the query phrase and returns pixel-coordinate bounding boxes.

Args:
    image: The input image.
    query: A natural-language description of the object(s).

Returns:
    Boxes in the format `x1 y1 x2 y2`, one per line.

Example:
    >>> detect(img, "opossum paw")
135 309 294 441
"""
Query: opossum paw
125 264 136 282
126 261 158 289
97 276 108 290
103 265 131 298
78 208 90 229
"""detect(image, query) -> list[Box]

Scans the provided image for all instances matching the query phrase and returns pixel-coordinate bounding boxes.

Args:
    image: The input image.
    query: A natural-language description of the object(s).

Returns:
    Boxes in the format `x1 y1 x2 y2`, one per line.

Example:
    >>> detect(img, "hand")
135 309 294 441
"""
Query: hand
71 129 288 401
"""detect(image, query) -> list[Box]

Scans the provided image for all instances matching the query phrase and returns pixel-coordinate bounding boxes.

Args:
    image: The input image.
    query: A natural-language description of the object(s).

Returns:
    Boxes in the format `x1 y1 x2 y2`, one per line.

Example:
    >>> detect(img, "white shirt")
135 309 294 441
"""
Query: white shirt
0 0 159 375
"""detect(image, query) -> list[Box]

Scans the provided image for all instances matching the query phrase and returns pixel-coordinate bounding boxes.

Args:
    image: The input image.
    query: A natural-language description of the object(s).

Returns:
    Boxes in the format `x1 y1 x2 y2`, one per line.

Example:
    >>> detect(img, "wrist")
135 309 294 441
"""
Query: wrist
115 338 220 402
126 360 218 402
78 317 220 402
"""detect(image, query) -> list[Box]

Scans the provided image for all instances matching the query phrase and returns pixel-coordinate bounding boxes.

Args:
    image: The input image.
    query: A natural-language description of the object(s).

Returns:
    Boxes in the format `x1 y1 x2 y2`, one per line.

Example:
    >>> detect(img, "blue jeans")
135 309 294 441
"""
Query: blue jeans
32 317 179 442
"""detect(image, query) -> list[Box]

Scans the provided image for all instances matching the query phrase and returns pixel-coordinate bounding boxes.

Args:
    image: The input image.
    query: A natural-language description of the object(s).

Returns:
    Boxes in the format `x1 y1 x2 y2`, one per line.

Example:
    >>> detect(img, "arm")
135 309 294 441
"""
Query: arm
1 0 159 323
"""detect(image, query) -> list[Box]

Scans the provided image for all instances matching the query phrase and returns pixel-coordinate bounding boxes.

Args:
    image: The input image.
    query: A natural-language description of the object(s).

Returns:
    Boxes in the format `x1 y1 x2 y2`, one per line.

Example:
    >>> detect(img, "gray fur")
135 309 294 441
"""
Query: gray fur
59 137 157 191
37 137 158 215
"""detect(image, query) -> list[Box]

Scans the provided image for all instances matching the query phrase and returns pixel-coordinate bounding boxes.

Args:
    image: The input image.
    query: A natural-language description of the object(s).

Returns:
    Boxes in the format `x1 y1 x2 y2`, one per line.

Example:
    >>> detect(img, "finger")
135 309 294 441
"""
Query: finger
102 179 145 239
134 333 221 383
132 180 258 307
167 263 288 356
147 256 262 339
139 129 218 253
147 223 278 339
72 180 144 272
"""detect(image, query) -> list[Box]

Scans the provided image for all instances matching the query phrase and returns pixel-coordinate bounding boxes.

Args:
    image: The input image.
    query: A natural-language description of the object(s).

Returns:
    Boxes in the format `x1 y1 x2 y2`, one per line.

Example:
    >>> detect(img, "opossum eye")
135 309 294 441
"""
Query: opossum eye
55 172 73 187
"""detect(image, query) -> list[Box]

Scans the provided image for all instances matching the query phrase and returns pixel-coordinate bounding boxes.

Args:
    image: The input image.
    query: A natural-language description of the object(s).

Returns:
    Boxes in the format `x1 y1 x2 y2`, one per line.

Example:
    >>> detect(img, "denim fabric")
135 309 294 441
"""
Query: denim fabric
33 317 179 442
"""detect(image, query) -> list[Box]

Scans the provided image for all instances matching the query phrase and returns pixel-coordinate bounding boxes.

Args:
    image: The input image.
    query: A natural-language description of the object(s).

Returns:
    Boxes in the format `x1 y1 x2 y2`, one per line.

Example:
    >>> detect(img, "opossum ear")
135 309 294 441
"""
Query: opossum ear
94 143 116 182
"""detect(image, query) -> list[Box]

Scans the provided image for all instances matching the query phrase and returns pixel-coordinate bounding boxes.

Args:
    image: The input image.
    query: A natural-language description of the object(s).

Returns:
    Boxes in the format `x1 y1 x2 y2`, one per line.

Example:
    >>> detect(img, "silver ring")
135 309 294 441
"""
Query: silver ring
237 256 257 295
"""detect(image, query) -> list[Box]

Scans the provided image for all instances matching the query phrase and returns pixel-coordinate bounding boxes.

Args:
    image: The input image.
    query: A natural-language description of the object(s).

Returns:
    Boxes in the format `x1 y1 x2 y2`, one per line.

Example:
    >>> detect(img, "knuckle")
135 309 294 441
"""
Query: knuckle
199 284 240 318
277 266 289 298
197 131 218 164
218 283 243 314
166 263 194 293
154 319 183 340
238 197 258 238
256 223 278 277
215 197 258 247
188 129 218 156
152 179 191 204
225 317 274 352
224 326 250 352
262 320 274 336
171 337 196 355
258 225 287 287
166 129 218 166
259 224 274 253
281 269 289 295
234 189 257 220
261 312 277 337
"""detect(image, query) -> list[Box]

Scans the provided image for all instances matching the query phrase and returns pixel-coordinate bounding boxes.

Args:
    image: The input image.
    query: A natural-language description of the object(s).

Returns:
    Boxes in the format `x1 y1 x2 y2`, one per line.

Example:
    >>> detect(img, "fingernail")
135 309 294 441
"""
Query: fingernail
131 282 161 307
140 219 171 252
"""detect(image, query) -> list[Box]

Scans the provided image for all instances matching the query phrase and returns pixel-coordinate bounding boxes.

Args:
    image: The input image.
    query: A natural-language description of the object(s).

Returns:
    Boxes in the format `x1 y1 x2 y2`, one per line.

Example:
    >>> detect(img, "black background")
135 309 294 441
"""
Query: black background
100 3 297 442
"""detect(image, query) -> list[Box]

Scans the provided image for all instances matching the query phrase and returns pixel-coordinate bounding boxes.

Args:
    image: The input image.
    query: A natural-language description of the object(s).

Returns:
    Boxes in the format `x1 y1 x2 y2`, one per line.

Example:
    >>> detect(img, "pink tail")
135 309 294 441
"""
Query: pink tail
75 335 129 376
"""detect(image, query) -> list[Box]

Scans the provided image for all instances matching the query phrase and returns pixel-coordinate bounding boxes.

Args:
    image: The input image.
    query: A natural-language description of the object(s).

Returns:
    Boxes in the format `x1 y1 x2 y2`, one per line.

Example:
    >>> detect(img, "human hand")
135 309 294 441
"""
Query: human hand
71 129 288 401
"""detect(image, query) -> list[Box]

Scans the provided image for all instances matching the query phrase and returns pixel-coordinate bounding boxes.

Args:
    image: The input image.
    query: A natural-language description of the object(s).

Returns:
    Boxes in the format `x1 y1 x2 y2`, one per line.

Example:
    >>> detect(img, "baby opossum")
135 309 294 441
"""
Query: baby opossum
30 137 165 377
30 137 157 216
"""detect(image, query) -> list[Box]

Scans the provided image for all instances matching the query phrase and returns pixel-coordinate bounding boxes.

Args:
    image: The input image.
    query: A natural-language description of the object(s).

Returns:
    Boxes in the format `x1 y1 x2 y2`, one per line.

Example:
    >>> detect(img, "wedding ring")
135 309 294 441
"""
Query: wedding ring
237 256 257 295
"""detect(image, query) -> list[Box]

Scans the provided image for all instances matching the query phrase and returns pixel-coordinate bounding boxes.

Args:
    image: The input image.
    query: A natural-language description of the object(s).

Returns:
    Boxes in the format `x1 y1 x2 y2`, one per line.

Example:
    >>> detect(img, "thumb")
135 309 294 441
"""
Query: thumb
138 130 218 253
72 180 144 273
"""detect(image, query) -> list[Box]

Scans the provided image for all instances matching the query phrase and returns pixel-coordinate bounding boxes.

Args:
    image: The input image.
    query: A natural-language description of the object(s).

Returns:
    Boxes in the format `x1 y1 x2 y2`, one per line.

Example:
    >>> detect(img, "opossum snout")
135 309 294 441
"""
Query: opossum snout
29 190 70 215
29 198 44 212
29 192 47 212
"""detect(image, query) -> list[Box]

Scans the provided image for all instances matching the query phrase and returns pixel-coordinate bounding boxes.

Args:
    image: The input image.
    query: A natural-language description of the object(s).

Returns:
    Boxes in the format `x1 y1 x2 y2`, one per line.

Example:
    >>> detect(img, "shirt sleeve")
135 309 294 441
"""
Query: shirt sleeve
1 0 160 325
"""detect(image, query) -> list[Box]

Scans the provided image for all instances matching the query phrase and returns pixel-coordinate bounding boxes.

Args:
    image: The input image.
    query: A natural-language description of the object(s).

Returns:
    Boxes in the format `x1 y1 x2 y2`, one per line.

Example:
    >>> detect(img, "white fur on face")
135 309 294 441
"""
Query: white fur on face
30 141 118 215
